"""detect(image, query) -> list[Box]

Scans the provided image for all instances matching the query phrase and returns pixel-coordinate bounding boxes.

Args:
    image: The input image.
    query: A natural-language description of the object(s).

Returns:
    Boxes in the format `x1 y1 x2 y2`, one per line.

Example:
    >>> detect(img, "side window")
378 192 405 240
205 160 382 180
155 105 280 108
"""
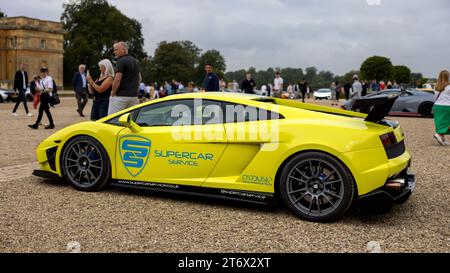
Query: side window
135 100 194 127
223 103 283 123
105 109 139 126
193 100 223 125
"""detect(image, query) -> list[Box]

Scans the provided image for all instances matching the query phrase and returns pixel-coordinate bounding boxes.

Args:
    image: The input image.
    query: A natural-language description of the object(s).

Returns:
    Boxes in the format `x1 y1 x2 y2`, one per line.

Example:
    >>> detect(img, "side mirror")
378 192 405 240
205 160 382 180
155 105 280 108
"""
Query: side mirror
119 113 142 133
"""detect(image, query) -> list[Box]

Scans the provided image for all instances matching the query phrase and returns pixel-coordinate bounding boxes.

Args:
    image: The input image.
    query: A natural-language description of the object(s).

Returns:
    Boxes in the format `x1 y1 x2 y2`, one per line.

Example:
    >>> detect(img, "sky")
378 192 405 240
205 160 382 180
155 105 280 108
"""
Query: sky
2 0 449 77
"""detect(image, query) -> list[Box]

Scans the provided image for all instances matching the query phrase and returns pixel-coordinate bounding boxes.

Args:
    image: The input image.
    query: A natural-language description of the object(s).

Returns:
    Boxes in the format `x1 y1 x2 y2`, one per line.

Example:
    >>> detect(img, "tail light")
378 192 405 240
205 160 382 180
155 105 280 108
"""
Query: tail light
379 132 397 148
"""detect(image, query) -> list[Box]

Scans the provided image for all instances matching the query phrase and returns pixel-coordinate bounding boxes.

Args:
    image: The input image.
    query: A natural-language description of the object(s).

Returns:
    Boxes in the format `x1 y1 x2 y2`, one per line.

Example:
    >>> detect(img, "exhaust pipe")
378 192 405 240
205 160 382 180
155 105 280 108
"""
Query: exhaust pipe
386 178 405 190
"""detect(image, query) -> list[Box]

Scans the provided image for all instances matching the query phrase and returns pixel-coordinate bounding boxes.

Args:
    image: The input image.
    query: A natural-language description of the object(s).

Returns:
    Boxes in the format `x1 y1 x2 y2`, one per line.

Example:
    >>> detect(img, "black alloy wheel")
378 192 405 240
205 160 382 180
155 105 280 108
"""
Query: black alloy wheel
280 152 355 222
61 136 111 192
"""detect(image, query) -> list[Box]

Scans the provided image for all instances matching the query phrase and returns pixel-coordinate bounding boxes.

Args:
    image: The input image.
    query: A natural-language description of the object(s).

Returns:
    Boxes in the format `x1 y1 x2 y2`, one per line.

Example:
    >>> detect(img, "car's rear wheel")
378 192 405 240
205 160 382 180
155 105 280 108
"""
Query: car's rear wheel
61 136 111 192
279 152 355 222
418 102 434 118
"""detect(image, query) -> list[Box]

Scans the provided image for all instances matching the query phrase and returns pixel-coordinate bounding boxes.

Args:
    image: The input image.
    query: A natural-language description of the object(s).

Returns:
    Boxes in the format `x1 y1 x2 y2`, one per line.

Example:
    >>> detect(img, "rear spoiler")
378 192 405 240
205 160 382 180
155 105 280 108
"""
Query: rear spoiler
351 95 399 123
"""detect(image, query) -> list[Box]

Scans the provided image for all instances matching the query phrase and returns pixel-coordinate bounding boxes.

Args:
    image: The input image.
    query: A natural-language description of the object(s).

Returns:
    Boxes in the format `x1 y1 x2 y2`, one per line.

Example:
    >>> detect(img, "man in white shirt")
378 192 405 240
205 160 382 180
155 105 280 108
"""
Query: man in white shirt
342 75 363 111
231 80 239 92
274 71 284 98
29 67 55 130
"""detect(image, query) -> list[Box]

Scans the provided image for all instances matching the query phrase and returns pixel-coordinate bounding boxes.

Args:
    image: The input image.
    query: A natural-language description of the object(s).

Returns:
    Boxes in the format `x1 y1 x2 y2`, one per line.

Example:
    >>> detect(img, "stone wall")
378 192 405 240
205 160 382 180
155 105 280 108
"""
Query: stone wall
0 17 65 89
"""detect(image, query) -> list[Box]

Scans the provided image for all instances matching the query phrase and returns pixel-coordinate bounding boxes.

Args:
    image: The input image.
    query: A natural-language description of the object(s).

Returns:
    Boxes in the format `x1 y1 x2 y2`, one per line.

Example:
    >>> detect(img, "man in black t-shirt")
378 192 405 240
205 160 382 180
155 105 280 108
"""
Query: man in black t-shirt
108 41 140 115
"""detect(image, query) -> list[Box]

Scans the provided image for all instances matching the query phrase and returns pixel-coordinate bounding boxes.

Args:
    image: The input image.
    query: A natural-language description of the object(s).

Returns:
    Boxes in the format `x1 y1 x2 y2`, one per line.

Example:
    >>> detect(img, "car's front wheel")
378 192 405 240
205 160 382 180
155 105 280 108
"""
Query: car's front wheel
279 152 355 222
61 136 111 192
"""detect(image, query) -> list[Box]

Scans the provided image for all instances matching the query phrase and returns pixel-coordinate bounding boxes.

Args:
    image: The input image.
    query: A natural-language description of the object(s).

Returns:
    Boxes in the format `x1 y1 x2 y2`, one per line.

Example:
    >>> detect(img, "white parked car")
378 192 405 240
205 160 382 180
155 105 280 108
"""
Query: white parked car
0 88 34 103
254 89 268 96
0 88 16 103
314 89 332 100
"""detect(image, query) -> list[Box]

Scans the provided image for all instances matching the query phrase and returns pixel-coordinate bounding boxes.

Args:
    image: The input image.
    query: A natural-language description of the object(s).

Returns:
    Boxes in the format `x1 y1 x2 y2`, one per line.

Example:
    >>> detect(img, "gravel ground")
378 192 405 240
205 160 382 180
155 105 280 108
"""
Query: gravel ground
0 97 449 253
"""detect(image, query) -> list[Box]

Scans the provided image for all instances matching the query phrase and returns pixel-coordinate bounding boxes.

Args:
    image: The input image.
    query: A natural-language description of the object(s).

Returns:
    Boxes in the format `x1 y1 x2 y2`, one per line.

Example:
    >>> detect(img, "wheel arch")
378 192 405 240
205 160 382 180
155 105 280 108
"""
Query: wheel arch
59 134 113 178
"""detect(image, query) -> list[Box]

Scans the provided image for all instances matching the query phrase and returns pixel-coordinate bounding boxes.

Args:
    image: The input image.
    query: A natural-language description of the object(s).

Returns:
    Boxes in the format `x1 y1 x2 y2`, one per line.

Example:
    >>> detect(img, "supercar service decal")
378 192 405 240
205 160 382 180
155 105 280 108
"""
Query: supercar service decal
119 135 152 177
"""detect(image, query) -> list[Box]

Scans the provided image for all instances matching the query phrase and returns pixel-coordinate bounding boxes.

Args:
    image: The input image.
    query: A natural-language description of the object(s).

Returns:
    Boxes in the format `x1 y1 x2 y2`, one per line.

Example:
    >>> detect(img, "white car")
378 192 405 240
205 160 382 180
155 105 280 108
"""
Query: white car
314 89 332 100
254 89 268 96
0 88 33 103
0 89 15 103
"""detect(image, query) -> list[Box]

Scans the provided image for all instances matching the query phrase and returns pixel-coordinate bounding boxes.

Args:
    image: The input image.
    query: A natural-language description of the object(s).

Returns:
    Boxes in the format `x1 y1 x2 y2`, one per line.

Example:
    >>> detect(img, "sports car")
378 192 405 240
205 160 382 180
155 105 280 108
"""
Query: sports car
33 92 415 222
0 88 16 103
0 88 33 103
313 89 332 100
364 89 435 117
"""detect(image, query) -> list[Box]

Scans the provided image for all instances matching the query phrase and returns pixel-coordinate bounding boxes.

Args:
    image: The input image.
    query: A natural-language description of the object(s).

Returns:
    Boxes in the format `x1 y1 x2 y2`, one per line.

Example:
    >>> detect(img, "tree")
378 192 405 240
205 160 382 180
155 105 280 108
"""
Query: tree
196 49 226 85
309 70 335 90
343 70 360 83
152 41 199 84
416 78 428 88
0 9 6 18
410 72 423 87
360 56 393 82
139 56 156 85
305 67 318 83
392 65 411 84
61 0 147 85
280 68 304 86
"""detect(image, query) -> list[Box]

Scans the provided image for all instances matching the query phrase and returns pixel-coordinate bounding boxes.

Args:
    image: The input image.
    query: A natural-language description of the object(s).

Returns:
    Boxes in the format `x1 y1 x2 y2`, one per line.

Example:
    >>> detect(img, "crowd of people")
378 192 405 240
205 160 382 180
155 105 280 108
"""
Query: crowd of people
10 63 57 130
8 41 449 146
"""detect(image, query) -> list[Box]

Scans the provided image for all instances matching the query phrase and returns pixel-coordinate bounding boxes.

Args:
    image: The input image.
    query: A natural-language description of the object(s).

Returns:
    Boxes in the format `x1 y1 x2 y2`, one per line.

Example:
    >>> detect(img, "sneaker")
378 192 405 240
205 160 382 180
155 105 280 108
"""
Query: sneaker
45 124 55 130
12 112 18 116
444 141 450 146
27 113 34 117
28 124 38 129
434 134 445 146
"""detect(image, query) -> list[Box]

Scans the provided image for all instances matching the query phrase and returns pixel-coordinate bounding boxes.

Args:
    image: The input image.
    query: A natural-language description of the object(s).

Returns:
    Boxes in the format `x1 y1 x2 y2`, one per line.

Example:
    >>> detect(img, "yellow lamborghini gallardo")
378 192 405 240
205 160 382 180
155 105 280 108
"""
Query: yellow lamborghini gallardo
33 92 415 222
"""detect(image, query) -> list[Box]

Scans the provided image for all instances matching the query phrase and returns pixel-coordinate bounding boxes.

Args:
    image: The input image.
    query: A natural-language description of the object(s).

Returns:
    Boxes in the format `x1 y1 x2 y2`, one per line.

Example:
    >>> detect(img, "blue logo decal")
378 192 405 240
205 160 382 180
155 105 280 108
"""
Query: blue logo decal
119 135 152 177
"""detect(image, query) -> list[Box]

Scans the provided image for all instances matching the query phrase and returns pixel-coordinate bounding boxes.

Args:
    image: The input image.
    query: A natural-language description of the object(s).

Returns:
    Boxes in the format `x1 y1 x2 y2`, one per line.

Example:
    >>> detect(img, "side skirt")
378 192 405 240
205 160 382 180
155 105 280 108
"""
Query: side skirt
111 179 275 206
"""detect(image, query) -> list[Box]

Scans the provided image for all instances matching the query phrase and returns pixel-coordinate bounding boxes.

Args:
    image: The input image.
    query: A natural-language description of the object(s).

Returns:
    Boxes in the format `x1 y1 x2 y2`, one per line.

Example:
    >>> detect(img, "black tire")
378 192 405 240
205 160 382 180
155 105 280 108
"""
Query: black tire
279 152 355 222
418 102 434 118
61 136 111 192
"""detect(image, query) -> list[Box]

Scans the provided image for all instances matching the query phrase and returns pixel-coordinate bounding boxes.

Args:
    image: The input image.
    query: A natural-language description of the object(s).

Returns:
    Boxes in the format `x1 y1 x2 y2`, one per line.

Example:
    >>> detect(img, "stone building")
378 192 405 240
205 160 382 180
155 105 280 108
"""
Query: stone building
0 17 65 89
